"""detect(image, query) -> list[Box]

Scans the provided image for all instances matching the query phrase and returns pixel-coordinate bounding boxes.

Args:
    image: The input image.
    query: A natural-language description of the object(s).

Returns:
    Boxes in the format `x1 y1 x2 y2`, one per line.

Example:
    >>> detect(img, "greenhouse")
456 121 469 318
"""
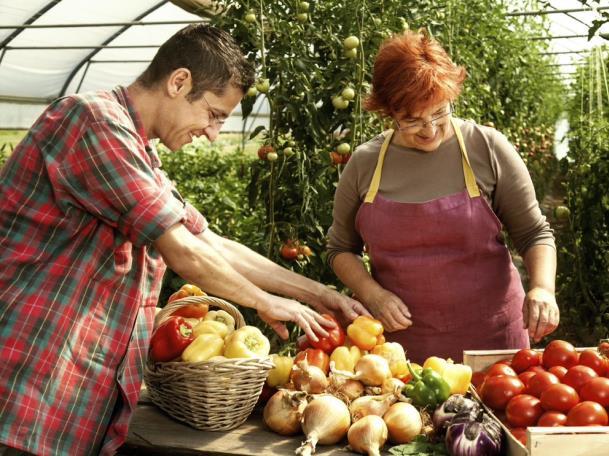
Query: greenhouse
1 1 609 455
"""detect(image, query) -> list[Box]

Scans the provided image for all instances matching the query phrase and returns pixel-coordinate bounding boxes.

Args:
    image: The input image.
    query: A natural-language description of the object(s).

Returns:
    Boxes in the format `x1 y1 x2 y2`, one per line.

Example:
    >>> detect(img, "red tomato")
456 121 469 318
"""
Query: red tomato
511 349 542 373
526 365 547 375
540 383 580 413
566 401 609 426
280 243 299 260
509 427 527 446
480 375 525 410
598 341 609 357
547 365 568 381
578 349 607 376
526 371 560 397
294 348 330 374
506 394 544 427
486 363 517 378
579 377 609 407
537 411 567 427
542 340 578 369
472 371 486 389
562 365 598 393
307 314 345 353
518 371 537 388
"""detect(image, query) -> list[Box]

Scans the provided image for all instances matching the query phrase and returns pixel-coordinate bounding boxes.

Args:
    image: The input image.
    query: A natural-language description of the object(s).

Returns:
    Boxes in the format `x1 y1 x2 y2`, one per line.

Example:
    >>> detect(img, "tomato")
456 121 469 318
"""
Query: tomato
298 245 313 257
294 348 330 375
579 377 609 407
257 144 274 160
598 341 609 357
566 401 609 426
526 371 560 398
480 375 525 410
562 365 598 393
542 340 578 369
486 363 517 378
518 370 537 388
537 411 567 427
509 427 527 446
547 365 568 381
578 349 607 376
280 243 299 260
539 383 579 413
511 349 542 374
506 394 544 427
307 314 345 353
471 371 486 389
526 365 547 375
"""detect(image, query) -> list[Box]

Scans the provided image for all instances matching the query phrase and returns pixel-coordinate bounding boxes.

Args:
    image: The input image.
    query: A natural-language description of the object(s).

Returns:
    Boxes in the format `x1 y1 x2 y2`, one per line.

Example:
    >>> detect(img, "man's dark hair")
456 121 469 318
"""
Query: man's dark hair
137 23 255 101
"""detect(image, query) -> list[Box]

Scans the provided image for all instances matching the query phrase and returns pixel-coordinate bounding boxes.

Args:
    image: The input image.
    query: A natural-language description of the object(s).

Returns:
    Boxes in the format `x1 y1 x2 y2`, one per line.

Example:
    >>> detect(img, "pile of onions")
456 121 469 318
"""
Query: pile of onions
343 355 392 386
296 395 351 456
328 375 365 402
383 402 422 444
380 377 405 395
262 389 308 436
348 415 388 456
349 393 397 422
291 359 328 394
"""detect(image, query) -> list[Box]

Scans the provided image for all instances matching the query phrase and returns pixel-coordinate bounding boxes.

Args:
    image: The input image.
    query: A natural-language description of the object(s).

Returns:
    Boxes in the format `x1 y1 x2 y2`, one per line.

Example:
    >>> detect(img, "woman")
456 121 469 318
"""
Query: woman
327 29 559 363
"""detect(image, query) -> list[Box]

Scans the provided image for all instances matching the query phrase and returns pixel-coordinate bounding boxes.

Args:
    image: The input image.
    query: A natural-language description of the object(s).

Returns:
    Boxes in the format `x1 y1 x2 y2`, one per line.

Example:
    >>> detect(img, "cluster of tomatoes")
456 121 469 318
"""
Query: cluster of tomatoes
473 340 609 446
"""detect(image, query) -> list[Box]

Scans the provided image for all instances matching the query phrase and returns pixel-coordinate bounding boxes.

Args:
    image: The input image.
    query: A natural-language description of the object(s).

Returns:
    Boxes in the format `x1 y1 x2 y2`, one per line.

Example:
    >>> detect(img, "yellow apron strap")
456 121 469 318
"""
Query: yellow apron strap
451 118 481 198
364 130 394 203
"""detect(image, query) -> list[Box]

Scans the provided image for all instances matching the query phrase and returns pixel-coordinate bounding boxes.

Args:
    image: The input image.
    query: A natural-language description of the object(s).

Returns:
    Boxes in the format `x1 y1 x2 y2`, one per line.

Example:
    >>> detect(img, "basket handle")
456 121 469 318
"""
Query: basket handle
154 295 246 330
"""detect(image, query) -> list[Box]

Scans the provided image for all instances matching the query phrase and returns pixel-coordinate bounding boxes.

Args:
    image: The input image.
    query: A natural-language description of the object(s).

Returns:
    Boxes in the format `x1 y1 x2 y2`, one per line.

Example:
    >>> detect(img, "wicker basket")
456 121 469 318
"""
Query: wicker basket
144 295 274 431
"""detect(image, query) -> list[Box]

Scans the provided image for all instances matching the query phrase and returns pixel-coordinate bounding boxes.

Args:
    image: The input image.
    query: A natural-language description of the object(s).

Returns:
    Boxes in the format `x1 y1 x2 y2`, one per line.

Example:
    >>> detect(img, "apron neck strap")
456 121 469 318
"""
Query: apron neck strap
363 119 481 204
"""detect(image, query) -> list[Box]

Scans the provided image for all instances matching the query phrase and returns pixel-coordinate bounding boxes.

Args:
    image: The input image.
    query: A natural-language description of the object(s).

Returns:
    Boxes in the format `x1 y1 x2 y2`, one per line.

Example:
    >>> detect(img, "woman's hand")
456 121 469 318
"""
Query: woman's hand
363 288 412 332
256 294 336 341
310 287 371 326
523 287 559 342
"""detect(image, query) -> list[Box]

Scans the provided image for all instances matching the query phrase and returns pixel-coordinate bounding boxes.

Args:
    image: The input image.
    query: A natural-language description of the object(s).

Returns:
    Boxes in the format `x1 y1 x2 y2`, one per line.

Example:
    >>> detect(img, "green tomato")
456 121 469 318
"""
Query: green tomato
336 143 351 154
332 96 349 110
283 147 294 157
244 12 257 23
266 152 278 162
344 48 358 59
343 35 360 50
296 12 308 23
341 87 355 101
298 1 310 11
246 86 258 97
255 78 270 94
554 205 571 221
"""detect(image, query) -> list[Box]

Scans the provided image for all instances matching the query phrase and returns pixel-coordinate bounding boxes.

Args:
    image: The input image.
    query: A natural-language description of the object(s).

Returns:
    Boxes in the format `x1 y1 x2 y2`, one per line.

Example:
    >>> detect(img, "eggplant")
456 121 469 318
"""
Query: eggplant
432 394 480 435
445 407 503 456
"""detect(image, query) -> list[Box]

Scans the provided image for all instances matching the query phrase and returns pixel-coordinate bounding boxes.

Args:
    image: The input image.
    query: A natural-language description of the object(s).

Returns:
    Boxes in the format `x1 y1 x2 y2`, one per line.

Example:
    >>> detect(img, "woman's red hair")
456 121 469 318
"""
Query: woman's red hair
364 29 467 118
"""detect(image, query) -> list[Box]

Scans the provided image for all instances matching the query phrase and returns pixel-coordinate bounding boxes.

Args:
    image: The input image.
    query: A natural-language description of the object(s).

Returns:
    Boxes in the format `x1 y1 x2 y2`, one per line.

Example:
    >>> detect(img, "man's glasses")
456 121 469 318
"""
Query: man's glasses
395 105 453 132
201 93 227 128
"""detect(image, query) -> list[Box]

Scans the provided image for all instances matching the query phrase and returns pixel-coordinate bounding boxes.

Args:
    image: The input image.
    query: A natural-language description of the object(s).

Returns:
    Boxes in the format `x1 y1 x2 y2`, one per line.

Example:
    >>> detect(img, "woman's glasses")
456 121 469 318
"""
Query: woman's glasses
395 106 453 132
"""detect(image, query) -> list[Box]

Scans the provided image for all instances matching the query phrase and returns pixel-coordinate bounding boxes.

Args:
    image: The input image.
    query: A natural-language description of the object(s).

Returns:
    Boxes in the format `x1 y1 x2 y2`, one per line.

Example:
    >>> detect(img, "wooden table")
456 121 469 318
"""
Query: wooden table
118 388 361 455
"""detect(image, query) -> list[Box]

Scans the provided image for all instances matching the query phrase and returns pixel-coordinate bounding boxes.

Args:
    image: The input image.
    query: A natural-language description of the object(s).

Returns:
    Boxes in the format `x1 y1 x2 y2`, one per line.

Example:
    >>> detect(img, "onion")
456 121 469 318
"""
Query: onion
383 402 422 444
349 393 398 422
263 389 308 436
328 375 365 403
432 394 479 435
291 359 329 394
296 394 351 456
352 355 392 386
348 415 388 456
381 377 405 395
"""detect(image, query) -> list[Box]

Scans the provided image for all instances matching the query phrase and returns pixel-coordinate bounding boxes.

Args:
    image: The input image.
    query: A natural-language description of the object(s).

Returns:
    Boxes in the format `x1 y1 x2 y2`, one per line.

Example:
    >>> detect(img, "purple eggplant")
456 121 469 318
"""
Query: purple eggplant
445 407 503 456
433 394 480 435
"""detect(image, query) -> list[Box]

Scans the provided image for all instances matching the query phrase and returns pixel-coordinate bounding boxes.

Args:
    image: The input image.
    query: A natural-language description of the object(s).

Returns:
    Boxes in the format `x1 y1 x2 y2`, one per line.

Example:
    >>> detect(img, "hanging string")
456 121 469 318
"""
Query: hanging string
599 47 609 116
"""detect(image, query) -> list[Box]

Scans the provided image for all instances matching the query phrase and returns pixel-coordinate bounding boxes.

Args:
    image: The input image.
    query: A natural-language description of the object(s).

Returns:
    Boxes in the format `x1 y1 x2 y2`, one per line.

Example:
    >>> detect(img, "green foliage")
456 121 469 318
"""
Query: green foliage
555 48 609 344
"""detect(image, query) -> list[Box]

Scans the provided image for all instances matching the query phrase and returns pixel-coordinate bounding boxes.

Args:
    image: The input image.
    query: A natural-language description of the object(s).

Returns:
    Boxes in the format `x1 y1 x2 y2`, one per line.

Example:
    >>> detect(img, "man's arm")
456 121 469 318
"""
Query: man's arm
153 223 332 340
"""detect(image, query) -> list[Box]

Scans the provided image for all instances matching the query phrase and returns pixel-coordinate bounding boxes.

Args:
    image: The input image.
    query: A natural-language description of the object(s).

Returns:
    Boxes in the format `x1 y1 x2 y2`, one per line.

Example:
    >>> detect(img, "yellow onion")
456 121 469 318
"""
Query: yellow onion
263 389 307 436
349 393 398 422
296 395 351 455
383 402 422 444
291 359 328 394
348 414 388 456
352 355 392 386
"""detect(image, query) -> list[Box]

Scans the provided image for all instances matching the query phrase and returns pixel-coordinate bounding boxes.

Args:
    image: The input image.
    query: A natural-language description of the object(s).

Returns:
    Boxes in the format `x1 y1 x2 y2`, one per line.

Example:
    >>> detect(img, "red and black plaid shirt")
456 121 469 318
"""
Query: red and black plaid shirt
0 86 206 455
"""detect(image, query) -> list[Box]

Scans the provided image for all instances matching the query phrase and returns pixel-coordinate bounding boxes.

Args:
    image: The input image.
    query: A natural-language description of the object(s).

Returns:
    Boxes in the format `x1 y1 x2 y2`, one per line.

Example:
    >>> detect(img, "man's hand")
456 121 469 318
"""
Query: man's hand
363 288 412 332
523 287 559 342
256 295 336 342
313 287 371 326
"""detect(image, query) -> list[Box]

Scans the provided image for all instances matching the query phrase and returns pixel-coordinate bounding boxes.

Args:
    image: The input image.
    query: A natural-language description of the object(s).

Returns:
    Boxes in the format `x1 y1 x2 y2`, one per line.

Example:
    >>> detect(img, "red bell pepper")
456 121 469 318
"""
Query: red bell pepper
149 316 194 362
306 314 345 353
294 348 330 375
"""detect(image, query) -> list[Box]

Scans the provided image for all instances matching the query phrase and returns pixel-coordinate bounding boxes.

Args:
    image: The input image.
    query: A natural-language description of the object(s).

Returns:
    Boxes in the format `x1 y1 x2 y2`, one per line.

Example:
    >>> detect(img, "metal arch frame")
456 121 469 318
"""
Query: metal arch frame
58 0 170 97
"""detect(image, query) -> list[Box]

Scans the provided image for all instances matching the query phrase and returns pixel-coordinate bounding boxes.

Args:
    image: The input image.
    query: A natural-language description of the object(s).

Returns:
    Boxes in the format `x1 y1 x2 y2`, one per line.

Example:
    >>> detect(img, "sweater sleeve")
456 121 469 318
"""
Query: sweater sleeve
490 130 555 256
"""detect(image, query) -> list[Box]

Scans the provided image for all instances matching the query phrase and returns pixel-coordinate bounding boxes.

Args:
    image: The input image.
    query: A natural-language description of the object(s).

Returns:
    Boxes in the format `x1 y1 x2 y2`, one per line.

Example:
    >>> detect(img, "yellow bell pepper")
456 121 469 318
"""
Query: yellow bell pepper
181 333 224 363
204 310 236 331
346 316 384 351
330 345 362 372
422 356 472 394
266 354 294 388
371 342 408 378
193 319 233 339
224 325 270 358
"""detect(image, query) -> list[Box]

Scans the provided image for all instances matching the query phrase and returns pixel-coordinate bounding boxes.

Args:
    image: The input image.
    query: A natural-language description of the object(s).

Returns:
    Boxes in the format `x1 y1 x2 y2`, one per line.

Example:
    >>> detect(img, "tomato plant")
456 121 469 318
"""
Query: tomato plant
480 375 525 410
542 340 578 369
511 349 541 374
539 384 579 413
537 411 567 427
566 401 609 426
505 394 544 428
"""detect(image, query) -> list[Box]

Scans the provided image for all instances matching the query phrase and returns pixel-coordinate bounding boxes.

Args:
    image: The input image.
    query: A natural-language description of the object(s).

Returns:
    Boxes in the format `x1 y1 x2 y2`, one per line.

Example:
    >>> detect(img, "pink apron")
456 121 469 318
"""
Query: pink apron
355 118 529 363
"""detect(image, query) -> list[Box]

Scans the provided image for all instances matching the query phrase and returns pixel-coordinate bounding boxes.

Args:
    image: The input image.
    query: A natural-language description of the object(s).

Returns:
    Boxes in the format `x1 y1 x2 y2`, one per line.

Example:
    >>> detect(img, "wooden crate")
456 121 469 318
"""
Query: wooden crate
463 348 609 456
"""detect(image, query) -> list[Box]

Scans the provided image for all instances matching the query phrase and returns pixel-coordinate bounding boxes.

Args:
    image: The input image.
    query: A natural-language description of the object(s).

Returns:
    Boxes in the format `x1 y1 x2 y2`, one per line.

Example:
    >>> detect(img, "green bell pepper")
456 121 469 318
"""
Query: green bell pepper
403 363 451 409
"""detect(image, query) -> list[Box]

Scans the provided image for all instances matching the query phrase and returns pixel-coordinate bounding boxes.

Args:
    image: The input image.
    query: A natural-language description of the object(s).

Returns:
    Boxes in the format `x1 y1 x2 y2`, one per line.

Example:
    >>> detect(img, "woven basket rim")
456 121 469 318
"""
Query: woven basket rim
154 294 245 330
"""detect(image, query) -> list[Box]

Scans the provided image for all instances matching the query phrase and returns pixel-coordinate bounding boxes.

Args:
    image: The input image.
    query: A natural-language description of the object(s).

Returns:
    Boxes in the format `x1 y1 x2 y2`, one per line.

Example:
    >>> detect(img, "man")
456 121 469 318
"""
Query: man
0 24 367 455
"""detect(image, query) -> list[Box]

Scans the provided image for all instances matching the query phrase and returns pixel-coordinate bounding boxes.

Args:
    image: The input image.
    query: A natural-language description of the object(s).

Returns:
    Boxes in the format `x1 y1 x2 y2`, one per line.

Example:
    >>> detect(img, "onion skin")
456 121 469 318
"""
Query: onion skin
383 402 422 444
353 355 392 386
349 393 397 422
263 390 307 436
348 415 388 456
296 395 351 455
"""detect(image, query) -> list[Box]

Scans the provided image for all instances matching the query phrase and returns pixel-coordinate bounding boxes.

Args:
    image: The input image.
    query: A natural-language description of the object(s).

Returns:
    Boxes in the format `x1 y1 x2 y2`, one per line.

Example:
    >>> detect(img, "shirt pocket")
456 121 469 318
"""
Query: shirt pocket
92 237 134 285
